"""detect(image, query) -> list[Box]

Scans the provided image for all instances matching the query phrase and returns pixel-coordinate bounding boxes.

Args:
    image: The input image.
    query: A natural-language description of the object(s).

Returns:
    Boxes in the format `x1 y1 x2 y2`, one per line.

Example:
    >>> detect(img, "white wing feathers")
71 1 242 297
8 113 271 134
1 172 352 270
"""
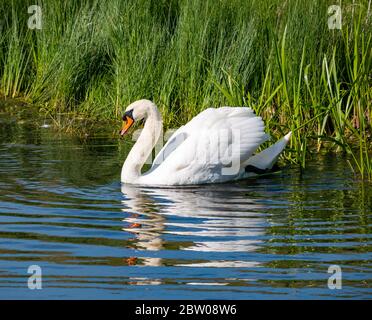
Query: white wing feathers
145 107 268 184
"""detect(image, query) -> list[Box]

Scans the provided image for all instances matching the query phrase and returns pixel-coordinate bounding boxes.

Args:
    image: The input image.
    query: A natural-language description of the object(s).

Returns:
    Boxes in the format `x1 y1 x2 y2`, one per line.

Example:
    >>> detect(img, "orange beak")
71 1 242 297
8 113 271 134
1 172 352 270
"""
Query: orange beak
120 116 134 136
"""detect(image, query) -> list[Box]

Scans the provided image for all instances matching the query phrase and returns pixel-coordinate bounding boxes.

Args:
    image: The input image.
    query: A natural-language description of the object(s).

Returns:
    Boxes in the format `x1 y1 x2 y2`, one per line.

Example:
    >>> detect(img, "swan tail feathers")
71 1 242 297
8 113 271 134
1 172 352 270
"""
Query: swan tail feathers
244 131 292 171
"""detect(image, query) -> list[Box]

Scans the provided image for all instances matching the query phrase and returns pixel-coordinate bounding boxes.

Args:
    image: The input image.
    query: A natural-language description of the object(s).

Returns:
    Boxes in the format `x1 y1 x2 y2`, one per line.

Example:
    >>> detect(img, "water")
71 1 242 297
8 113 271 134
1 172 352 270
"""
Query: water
0 108 371 299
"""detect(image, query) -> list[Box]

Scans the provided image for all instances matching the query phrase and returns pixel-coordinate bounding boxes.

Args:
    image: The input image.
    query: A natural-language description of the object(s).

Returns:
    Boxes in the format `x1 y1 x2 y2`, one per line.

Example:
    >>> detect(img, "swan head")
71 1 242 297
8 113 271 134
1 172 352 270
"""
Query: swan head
119 99 155 136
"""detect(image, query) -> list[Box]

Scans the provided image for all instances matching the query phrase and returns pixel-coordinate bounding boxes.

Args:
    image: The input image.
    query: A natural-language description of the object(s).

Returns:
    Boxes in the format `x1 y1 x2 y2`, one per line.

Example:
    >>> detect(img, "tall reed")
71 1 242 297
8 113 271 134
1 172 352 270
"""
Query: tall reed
0 0 371 179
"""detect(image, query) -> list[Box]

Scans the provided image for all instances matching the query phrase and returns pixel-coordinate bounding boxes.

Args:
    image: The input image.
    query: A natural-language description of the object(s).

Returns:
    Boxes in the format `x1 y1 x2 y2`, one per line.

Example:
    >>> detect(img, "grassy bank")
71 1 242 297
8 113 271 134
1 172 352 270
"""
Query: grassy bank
0 0 371 179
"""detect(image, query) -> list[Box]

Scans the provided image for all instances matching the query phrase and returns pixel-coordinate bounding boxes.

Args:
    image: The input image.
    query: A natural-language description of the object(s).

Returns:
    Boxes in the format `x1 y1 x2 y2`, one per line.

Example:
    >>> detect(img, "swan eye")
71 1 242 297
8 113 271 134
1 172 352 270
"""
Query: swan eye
122 109 134 121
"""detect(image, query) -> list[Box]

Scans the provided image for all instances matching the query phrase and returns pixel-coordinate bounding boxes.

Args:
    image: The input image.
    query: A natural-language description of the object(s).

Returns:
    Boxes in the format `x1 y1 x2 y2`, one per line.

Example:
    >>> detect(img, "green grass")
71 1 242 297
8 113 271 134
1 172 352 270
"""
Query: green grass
0 0 371 179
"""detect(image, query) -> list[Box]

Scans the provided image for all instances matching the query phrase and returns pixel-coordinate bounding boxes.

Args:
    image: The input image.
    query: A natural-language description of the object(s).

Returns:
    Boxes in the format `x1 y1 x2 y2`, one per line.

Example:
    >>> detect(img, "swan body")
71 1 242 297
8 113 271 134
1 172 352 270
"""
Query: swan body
120 99 291 186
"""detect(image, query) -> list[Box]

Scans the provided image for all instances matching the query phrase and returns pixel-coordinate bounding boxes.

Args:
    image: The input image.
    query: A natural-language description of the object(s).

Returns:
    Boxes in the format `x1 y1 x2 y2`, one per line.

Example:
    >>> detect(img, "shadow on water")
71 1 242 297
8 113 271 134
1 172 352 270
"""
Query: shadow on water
0 108 371 299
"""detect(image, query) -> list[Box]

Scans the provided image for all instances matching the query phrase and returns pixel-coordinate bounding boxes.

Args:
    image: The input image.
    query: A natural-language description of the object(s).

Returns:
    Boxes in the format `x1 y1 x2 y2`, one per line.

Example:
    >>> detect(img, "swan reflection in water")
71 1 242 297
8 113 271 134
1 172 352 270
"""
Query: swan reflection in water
121 183 268 269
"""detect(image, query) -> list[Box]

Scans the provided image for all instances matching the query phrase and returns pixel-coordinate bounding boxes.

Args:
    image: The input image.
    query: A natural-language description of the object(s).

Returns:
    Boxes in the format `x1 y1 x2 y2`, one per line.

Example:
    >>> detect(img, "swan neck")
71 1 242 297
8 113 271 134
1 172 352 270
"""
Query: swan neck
121 104 162 183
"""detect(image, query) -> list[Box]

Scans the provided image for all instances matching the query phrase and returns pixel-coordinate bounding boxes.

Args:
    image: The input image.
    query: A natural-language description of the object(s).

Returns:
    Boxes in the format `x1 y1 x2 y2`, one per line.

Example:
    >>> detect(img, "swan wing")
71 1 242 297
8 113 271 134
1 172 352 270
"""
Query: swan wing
145 107 268 185
151 108 221 170
151 126 188 170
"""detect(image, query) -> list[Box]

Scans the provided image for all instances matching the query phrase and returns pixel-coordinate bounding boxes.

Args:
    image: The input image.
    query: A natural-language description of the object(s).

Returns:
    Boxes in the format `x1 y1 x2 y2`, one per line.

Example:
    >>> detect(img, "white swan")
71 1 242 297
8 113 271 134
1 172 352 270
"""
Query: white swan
120 99 291 185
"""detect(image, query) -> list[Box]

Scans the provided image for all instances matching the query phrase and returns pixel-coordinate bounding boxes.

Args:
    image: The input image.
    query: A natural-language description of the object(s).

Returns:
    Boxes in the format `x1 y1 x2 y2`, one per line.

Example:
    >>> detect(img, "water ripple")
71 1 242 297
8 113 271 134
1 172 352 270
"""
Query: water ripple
0 118 371 299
